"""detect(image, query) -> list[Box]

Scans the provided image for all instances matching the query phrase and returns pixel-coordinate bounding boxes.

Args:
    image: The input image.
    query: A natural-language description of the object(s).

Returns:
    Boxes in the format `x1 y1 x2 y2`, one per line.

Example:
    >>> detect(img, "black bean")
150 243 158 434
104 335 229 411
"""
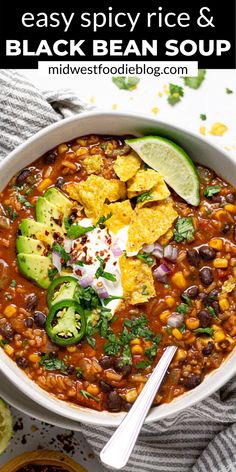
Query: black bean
24 317 34 328
106 391 122 412
15 168 31 186
122 401 132 412
222 222 231 234
212 195 225 204
182 285 199 300
34 311 46 328
226 193 236 203
207 289 218 301
202 342 214 356
198 292 208 304
100 380 113 393
0 322 14 340
44 150 57 165
211 301 220 315
55 177 65 188
187 249 200 267
183 374 201 389
114 361 132 377
99 356 114 370
199 267 214 286
25 293 38 311
199 245 216 261
197 309 212 327
16 356 29 369
67 365 75 375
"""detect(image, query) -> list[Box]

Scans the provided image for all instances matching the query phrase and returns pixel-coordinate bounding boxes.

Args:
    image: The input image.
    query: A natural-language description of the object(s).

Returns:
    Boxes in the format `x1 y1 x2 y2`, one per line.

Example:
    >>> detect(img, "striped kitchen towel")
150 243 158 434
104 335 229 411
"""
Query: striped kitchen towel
0 69 236 472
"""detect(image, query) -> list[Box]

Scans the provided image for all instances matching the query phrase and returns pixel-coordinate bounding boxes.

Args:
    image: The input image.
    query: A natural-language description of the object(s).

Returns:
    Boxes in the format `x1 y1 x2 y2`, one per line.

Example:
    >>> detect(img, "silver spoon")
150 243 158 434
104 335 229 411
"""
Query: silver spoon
100 345 177 470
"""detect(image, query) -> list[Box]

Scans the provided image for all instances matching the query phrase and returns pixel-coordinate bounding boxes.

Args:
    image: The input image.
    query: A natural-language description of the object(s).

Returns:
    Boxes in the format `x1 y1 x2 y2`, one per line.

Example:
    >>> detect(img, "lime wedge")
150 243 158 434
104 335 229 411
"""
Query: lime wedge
125 136 200 206
0 399 13 455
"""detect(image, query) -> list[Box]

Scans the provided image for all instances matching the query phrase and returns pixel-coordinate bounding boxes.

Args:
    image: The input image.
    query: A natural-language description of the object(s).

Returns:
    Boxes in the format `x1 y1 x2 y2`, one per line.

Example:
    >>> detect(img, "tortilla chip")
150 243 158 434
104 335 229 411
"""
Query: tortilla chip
119 254 155 305
126 202 178 253
137 179 170 208
114 152 141 182
65 176 126 220
83 154 104 174
127 169 162 198
159 229 173 245
222 277 236 294
102 200 134 233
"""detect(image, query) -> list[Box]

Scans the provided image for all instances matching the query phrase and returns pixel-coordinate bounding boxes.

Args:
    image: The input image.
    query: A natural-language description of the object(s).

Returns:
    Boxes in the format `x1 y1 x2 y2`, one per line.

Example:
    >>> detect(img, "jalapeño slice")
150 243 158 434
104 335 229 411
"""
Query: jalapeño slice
46 299 86 346
47 276 78 308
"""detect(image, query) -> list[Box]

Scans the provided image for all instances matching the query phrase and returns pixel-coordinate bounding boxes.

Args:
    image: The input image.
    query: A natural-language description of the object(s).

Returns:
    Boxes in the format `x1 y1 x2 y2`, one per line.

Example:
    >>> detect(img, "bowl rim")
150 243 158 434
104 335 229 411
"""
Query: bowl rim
0 109 235 427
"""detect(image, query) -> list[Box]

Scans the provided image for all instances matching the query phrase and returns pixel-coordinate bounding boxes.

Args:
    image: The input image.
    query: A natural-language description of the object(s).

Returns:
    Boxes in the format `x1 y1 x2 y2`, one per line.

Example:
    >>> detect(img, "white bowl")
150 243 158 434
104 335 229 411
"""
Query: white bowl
0 110 235 427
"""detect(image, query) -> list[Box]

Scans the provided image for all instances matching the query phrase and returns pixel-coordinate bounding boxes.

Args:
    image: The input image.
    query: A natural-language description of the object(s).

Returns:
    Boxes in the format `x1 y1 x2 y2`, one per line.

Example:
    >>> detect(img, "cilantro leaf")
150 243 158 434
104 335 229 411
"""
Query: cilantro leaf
52 242 70 264
181 294 192 306
200 114 207 121
40 354 68 374
206 305 218 320
112 76 140 91
136 191 153 203
16 193 34 208
9 280 17 288
66 221 94 239
75 367 83 378
95 255 117 282
80 389 101 403
96 213 112 229
226 88 233 94
137 252 155 266
77 285 101 310
168 84 184 106
103 295 124 306
4 206 18 221
145 334 162 360
204 185 221 198
194 327 213 336
48 267 58 281
173 217 195 243
176 303 189 314
119 344 132 367
136 360 150 370
104 333 121 356
184 69 206 89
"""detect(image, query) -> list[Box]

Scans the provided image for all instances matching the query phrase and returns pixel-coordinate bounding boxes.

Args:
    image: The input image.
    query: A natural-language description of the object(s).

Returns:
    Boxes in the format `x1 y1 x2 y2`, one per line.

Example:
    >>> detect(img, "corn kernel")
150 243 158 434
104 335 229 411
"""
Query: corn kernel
199 126 206 136
224 204 236 214
209 239 223 251
4 305 16 318
212 324 220 331
4 345 14 356
130 338 141 346
29 353 41 363
215 210 227 220
76 148 87 157
58 144 68 154
230 258 236 267
185 318 200 330
37 178 52 192
67 346 77 353
174 348 187 362
210 122 228 136
172 328 183 340
131 345 144 355
137 383 145 394
219 298 230 311
171 272 187 290
213 330 226 342
76 138 87 146
160 310 171 323
87 384 100 396
213 258 228 269
126 389 138 403
165 296 175 308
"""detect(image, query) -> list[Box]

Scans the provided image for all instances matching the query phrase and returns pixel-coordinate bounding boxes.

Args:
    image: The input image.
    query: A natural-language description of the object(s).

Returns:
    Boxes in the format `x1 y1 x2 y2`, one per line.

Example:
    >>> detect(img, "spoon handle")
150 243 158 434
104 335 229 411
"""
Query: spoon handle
100 345 177 470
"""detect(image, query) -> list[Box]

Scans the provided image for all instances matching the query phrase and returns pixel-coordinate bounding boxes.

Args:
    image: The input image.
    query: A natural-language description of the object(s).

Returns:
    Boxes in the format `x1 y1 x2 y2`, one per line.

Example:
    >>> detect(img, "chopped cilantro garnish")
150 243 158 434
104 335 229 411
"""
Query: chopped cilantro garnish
176 303 189 314
0 339 9 347
136 191 153 203
184 69 206 89
119 344 132 366
200 114 207 121
207 305 218 320
168 84 184 105
48 267 58 281
226 88 233 94
194 327 213 336
173 217 195 243
181 294 192 306
136 360 150 370
52 242 70 264
179 324 186 333
96 213 112 229
104 333 120 356
103 295 124 306
95 255 117 282
145 334 162 360
4 206 18 221
137 252 155 266
112 76 140 91
76 285 101 310
86 336 96 348
16 193 34 208
9 280 17 288
65 220 94 239
40 354 68 374
75 367 83 378
204 185 221 198
80 389 101 402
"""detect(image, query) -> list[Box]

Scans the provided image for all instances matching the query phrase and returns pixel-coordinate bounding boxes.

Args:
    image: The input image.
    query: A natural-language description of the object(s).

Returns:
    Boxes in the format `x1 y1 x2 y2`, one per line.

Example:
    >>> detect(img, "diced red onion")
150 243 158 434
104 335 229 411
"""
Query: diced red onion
167 313 184 328
79 275 94 288
96 284 109 299
52 251 61 273
111 245 123 257
64 238 73 253
164 244 178 262
67 257 74 267
143 243 155 253
153 263 170 282
152 243 164 259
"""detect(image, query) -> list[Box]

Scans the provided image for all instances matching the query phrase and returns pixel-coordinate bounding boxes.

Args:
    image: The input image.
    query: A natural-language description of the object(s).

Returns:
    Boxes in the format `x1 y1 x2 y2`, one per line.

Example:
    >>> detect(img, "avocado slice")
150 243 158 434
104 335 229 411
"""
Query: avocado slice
16 236 46 256
19 219 53 246
44 188 73 216
36 198 65 235
17 253 52 288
